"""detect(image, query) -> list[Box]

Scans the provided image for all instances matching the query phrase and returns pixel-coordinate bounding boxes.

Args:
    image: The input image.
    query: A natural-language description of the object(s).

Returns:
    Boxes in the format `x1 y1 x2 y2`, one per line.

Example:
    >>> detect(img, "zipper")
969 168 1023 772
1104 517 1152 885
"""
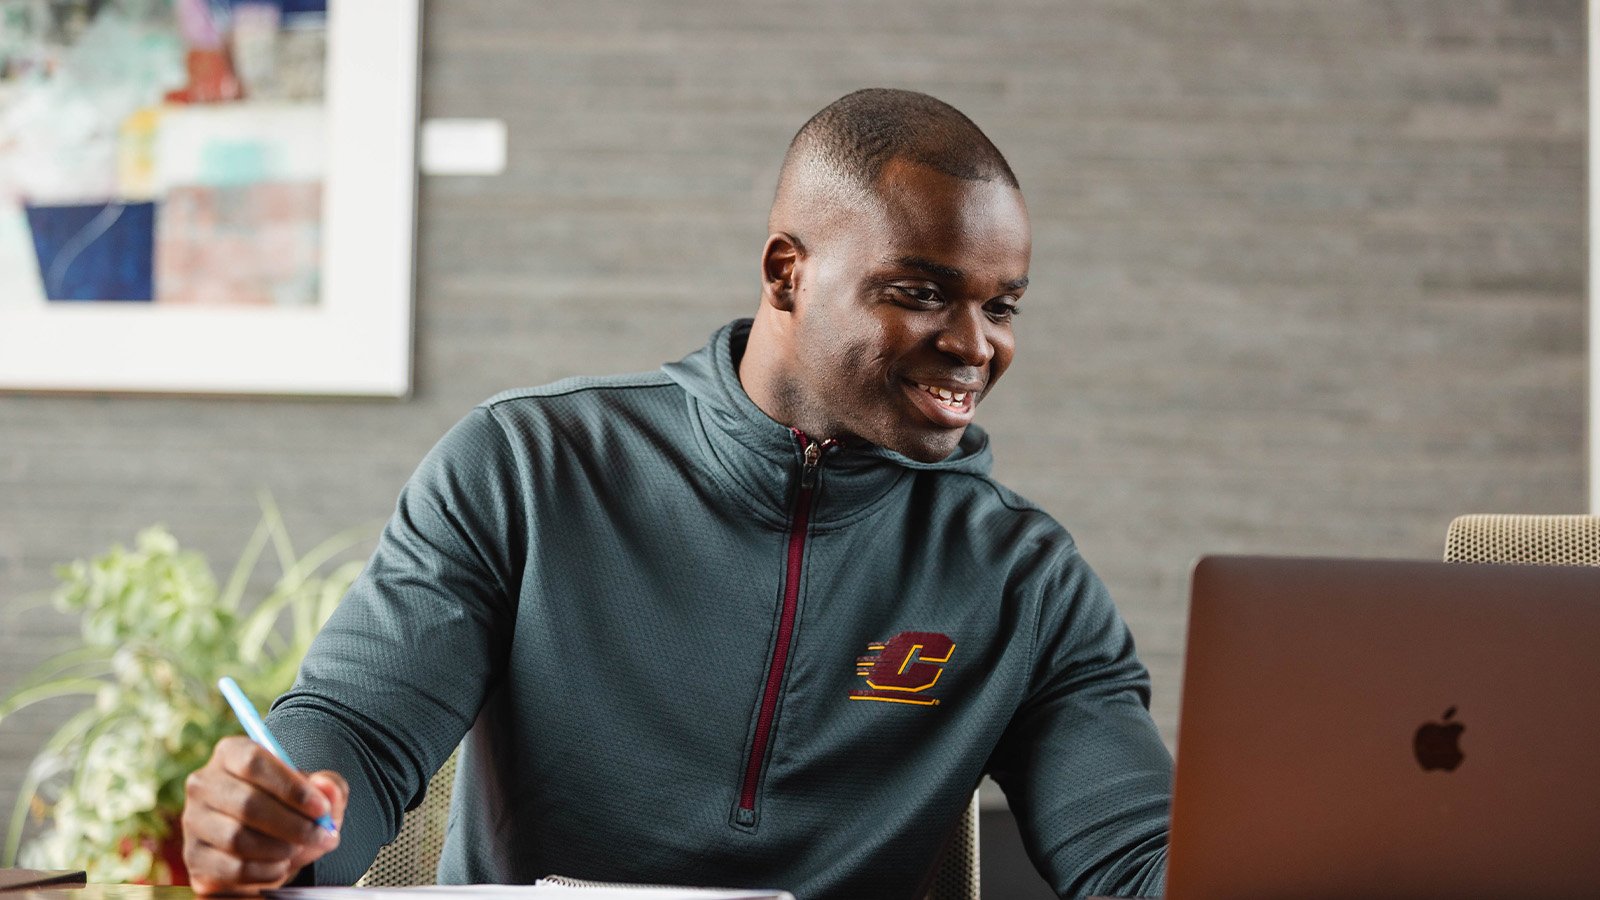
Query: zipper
735 429 832 826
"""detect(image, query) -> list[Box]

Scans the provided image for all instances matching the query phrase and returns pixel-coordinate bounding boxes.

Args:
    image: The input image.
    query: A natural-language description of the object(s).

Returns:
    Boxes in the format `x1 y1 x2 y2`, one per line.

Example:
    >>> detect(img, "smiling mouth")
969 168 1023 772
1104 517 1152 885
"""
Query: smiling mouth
913 381 971 411
904 379 980 428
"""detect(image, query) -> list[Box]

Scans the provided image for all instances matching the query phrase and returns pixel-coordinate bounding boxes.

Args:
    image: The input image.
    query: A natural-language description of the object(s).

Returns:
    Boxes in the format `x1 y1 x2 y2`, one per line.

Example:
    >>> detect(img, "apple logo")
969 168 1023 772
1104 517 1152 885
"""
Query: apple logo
1413 706 1465 772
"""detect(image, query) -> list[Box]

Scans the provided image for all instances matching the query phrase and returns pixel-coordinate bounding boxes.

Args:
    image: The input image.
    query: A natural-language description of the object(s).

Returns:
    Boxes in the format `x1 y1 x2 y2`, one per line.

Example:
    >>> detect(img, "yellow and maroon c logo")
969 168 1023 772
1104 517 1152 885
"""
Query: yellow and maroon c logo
849 631 955 706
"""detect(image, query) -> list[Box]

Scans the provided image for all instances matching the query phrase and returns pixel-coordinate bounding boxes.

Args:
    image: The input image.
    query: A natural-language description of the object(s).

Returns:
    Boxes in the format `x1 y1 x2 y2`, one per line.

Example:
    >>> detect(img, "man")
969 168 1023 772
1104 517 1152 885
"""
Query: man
181 88 1172 899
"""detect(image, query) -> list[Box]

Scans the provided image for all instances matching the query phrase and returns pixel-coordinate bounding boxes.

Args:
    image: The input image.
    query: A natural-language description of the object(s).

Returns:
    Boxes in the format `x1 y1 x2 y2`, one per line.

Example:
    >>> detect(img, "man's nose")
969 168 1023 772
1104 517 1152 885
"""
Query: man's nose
934 303 995 368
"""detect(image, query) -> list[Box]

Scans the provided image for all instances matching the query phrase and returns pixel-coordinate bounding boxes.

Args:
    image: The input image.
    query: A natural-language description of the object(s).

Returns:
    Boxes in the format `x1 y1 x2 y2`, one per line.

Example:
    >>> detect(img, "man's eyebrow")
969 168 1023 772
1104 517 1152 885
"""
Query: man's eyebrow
890 255 965 281
888 256 1029 293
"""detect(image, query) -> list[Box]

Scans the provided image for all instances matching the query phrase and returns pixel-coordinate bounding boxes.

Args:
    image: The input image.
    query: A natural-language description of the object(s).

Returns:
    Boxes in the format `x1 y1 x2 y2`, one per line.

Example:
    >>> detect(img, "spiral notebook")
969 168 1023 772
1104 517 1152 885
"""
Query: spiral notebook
270 880 793 900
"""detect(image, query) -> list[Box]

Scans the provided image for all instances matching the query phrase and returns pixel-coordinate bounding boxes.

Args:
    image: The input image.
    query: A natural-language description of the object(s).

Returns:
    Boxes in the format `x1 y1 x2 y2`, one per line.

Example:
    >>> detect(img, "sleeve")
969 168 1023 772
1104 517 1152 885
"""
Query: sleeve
985 549 1172 900
263 405 526 885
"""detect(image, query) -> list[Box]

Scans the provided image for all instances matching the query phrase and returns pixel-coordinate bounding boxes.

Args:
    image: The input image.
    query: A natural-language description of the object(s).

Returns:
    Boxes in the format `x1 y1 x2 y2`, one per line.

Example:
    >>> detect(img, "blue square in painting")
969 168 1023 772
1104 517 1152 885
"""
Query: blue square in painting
23 201 157 302
280 0 328 17
223 0 325 12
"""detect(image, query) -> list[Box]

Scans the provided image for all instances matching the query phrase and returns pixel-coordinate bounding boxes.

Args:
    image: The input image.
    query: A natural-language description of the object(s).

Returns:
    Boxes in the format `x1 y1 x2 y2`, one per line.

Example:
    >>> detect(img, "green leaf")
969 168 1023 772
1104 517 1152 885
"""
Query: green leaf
0 679 107 722
258 491 299 576
236 586 303 666
4 706 99 866
277 523 377 592
0 647 113 702
219 518 272 614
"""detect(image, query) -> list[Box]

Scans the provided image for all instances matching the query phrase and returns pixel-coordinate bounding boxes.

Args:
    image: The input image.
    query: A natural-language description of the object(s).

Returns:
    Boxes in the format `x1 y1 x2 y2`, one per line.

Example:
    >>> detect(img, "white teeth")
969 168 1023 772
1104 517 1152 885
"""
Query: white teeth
916 383 970 409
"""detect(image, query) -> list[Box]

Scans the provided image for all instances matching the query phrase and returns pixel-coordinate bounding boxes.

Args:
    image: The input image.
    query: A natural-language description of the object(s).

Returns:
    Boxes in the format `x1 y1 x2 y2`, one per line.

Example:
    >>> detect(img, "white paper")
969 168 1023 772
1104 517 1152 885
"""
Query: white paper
270 881 794 900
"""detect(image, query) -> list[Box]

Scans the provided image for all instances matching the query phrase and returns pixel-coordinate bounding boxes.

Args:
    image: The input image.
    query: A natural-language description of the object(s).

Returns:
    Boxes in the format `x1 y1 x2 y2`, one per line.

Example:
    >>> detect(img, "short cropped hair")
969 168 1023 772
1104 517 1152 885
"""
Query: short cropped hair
781 88 1019 191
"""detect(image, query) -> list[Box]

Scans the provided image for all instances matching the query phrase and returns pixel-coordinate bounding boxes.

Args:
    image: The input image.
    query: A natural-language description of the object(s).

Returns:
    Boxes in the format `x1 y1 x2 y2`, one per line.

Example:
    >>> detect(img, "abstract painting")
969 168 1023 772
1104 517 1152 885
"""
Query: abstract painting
0 0 419 395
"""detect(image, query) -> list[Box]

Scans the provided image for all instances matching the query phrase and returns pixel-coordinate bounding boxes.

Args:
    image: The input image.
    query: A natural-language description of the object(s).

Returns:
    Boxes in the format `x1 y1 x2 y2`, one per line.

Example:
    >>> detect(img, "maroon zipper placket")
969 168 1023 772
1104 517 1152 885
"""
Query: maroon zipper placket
735 429 834 827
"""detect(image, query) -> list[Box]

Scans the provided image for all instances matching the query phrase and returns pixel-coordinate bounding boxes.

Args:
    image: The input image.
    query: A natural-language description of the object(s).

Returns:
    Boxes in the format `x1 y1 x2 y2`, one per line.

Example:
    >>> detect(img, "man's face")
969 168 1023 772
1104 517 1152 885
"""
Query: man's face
783 159 1031 462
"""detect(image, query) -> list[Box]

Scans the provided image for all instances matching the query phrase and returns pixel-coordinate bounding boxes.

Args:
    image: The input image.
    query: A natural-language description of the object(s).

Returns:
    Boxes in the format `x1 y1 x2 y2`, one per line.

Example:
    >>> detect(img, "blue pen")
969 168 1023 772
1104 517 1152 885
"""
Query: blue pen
217 676 339 834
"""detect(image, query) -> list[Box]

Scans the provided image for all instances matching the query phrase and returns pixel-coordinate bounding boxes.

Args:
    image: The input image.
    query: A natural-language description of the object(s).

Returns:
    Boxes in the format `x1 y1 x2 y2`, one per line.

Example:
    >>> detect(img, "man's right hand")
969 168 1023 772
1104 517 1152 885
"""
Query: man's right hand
182 736 349 895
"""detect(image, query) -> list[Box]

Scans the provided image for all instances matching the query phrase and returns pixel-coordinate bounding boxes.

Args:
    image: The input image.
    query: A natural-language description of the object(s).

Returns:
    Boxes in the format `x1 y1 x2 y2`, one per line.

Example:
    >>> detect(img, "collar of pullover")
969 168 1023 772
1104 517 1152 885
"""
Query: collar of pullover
661 319 993 528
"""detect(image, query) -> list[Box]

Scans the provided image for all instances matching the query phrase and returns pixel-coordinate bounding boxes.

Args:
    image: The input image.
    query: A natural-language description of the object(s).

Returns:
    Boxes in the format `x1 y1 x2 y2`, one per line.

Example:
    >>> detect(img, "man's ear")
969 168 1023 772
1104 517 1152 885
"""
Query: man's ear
760 232 803 313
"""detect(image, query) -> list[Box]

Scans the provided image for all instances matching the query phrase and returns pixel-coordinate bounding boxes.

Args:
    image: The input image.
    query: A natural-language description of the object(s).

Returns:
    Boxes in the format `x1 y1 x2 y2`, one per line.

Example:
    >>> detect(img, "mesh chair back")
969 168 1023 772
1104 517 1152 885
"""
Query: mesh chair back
1443 514 1600 566
923 792 980 900
356 749 459 886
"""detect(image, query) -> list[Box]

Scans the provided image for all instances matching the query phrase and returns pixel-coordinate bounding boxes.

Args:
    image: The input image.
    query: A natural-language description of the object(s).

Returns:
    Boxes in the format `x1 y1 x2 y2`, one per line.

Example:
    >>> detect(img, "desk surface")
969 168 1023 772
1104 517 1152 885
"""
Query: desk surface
17 887 194 900
12 877 1139 890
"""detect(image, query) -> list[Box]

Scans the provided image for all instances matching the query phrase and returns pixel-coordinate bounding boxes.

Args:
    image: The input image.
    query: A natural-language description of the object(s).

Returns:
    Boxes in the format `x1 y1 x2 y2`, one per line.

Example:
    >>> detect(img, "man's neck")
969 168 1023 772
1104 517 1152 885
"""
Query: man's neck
736 309 797 432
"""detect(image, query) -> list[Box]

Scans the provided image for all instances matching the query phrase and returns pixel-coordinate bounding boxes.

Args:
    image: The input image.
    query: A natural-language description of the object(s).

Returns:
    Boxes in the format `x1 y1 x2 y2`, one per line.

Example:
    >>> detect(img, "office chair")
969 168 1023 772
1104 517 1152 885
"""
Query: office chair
1443 514 1600 566
924 796 980 900
358 749 980 899
356 750 458 886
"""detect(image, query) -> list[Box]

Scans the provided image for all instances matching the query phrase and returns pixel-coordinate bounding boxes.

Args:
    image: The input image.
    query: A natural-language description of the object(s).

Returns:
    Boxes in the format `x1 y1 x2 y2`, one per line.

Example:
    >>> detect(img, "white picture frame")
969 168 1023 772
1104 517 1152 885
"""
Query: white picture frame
1589 0 1598 513
0 0 421 397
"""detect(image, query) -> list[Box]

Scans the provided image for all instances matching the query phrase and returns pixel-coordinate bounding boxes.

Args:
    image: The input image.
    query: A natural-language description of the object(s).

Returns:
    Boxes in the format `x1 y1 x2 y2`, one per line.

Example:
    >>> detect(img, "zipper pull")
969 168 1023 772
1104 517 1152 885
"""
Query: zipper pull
800 439 822 489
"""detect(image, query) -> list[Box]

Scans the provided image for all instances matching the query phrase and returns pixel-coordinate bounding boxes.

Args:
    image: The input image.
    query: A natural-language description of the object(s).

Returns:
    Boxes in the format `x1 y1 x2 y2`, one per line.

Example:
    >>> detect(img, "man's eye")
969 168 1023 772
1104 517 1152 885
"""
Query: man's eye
987 299 1022 321
892 286 941 306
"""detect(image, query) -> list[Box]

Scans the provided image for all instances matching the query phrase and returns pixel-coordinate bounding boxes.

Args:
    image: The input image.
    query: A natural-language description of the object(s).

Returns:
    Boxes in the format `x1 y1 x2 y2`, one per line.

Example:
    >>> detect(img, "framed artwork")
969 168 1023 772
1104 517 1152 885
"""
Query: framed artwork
0 0 420 396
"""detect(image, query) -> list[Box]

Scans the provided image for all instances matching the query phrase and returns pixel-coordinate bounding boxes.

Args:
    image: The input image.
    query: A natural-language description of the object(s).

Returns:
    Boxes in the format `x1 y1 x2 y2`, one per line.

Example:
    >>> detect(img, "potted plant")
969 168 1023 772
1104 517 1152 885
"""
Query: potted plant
0 496 373 883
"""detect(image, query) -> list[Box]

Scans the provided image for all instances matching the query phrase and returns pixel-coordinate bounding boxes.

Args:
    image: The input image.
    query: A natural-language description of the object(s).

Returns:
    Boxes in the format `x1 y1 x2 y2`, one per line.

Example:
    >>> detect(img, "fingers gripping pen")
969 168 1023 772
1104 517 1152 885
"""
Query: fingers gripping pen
217 676 339 834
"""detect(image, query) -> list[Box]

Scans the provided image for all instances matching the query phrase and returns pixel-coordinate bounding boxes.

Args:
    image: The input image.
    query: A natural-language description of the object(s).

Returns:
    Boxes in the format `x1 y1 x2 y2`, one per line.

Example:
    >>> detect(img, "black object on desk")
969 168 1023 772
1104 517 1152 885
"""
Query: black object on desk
0 871 87 892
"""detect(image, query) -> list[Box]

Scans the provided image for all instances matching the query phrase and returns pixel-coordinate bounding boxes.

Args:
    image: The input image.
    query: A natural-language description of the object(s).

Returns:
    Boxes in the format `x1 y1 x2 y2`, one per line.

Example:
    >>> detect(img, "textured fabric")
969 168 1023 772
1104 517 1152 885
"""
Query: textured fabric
267 319 1171 899
357 766 979 897
1443 514 1600 566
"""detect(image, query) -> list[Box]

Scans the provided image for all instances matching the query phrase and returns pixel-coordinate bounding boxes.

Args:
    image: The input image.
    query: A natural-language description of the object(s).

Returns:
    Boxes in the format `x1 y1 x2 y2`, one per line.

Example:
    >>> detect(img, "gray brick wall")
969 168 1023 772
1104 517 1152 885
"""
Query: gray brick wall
0 0 1584 888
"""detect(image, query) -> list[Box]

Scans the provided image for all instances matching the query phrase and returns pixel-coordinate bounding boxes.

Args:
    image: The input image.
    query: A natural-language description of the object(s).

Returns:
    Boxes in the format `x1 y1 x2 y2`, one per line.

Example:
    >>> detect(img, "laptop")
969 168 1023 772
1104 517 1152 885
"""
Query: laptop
1165 555 1600 900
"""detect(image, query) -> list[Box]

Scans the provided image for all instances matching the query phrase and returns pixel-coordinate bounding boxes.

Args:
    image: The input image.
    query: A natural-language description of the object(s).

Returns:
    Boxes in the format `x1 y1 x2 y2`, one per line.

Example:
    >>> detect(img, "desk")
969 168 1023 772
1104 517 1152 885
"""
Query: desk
15 887 192 900
12 885 1134 900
